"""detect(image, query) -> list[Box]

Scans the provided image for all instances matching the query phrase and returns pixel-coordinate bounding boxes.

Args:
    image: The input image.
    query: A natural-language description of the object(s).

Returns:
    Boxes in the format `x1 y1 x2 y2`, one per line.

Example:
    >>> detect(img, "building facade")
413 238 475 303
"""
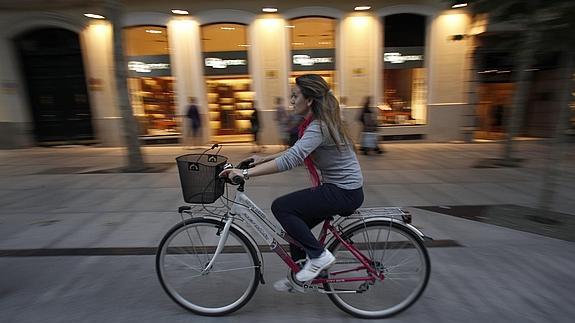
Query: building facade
0 0 474 148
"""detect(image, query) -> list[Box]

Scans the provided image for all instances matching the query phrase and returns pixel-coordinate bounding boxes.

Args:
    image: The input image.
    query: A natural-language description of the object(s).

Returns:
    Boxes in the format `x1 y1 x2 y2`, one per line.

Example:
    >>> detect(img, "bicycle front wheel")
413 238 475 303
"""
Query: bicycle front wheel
156 218 260 316
325 220 430 319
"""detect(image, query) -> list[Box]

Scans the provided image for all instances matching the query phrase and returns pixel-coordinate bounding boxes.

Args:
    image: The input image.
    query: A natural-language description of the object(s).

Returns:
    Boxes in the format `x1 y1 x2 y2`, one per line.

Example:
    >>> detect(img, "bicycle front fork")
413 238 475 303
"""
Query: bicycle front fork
201 217 233 274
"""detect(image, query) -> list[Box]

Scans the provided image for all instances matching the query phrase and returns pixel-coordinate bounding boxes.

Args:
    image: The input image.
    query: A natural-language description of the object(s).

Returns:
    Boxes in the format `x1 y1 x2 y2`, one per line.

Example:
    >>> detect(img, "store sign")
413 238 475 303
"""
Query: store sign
203 51 249 76
291 49 335 71
384 47 424 69
127 55 172 77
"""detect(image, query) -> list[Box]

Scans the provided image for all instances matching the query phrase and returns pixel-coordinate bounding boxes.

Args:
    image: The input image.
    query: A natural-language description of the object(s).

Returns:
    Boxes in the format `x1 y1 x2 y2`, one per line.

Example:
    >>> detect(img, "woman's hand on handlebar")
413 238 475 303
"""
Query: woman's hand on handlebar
242 155 265 168
219 168 244 182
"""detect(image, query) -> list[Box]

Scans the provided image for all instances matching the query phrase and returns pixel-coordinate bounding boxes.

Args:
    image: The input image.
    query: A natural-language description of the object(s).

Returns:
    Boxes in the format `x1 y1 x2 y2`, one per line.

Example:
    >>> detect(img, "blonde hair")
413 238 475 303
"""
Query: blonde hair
295 74 352 149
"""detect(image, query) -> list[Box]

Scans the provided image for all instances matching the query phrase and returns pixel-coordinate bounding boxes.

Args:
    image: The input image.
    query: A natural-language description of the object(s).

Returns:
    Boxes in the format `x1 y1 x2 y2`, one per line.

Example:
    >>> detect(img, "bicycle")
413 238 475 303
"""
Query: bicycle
156 147 431 319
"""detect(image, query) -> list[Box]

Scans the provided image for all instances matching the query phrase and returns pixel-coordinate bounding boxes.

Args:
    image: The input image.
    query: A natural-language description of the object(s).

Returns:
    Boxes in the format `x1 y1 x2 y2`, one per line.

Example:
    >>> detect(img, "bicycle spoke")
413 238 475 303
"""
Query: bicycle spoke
379 240 410 266
165 254 205 273
193 226 212 265
168 246 207 271
207 265 258 274
385 257 421 272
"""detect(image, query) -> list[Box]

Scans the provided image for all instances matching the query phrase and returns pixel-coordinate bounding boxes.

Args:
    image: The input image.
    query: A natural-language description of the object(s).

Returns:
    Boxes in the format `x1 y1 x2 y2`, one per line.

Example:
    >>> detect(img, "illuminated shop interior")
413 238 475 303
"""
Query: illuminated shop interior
381 14 427 126
201 23 254 137
124 26 178 137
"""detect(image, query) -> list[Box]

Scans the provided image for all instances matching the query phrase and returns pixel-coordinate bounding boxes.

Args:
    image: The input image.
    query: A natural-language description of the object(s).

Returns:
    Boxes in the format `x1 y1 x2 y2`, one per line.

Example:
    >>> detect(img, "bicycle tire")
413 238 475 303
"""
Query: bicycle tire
156 218 260 316
324 220 430 319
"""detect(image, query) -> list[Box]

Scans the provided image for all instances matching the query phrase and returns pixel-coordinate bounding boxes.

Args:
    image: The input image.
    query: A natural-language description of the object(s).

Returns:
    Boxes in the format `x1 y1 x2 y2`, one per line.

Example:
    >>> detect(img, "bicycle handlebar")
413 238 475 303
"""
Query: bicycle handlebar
219 161 250 192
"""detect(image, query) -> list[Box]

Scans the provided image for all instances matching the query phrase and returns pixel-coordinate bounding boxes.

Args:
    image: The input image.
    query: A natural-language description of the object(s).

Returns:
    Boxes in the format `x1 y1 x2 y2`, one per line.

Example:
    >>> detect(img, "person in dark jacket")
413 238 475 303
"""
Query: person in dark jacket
250 102 262 152
185 96 202 149
358 96 382 155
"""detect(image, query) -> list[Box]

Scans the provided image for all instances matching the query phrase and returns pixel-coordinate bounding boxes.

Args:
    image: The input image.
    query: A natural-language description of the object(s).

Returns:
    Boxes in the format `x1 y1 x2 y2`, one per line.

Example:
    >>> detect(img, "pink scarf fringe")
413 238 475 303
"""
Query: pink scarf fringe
298 115 320 187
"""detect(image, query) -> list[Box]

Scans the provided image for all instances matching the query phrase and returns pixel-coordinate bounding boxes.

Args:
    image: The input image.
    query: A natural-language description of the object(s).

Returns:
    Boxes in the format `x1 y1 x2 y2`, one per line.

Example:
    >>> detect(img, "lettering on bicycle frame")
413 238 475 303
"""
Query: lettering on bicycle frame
233 193 275 245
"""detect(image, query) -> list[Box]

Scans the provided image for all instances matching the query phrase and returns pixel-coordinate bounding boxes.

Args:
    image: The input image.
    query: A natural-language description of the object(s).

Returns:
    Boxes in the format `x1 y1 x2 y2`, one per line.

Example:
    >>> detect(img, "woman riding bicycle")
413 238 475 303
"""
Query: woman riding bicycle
219 74 364 289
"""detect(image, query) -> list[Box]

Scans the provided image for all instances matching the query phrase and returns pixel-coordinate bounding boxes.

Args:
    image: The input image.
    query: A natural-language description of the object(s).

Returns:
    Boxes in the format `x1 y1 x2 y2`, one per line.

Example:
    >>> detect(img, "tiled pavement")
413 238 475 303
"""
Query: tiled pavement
0 141 574 322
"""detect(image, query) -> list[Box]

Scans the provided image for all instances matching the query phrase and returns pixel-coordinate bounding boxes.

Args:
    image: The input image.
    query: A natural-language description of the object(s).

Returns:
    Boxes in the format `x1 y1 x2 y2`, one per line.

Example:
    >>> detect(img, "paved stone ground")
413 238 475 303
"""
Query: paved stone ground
0 141 574 322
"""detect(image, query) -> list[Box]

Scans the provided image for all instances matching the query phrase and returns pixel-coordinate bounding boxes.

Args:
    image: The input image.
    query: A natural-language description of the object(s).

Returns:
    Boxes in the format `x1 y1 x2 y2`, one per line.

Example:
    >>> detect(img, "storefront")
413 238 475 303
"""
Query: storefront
380 13 427 126
0 1 480 148
124 25 177 137
201 23 254 138
288 17 337 93
474 35 566 140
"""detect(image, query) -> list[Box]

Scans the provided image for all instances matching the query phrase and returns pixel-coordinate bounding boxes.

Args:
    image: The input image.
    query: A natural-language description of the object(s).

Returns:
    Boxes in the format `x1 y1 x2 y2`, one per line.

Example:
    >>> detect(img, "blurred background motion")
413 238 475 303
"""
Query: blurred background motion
0 1 574 322
0 0 572 151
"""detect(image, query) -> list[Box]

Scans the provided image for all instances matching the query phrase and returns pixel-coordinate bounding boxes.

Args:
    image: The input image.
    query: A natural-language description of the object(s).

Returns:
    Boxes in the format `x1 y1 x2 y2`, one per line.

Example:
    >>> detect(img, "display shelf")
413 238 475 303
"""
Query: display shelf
206 78 254 136
129 77 178 136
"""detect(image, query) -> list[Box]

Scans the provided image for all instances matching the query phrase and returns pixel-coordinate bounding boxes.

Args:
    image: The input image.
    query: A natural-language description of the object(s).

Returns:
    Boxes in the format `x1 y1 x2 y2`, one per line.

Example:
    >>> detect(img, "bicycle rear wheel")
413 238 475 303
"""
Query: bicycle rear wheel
324 220 430 319
156 218 260 316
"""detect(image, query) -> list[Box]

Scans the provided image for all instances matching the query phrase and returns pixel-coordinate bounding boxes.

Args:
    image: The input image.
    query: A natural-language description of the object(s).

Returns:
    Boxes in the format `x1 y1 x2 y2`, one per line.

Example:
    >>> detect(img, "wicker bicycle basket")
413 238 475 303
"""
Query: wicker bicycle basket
176 153 228 204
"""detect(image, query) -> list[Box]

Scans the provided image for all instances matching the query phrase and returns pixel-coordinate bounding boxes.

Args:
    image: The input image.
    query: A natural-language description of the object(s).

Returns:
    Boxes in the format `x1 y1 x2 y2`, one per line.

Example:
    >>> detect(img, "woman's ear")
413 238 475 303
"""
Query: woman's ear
306 98 313 107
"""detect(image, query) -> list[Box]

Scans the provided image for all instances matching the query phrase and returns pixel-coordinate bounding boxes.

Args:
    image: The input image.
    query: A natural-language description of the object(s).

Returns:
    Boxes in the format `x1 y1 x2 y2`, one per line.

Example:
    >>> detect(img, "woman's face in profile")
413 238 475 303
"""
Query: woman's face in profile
291 85 310 116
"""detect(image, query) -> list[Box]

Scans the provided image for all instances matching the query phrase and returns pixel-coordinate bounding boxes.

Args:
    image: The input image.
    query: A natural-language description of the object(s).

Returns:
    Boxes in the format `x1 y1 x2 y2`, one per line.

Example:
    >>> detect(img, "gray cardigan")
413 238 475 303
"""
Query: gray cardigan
275 120 363 190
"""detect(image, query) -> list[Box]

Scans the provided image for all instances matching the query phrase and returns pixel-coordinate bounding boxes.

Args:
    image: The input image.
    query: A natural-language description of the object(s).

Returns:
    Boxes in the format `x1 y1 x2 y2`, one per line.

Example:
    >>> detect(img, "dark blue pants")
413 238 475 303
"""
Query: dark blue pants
271 184 364 259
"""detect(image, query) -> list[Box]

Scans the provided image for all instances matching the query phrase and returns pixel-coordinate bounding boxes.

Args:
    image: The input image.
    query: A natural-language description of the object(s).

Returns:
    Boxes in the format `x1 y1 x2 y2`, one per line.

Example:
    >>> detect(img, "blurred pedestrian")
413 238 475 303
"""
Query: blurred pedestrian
358 96 382 155
492 104 504 132
274 97 289 146
185 96 202 149
250 102 262 152
286 112 304 147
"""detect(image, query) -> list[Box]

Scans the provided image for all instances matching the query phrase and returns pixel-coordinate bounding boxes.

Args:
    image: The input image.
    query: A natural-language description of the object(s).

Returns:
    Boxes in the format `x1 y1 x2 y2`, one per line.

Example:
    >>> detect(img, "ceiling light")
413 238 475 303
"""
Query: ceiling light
285 25 295 28
262 7 278 13
171 9 189 15
220 27 236 30
354 6 371 11
451 3 468 9
145 29 162 34
292 42 304 46
84 13 105 19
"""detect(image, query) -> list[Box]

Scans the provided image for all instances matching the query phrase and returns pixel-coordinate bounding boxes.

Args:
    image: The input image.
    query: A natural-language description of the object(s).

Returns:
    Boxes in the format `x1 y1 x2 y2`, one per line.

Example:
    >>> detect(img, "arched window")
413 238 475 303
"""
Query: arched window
14 28 94 143
201 23 253 137
124 26 176 137
381 14 427 126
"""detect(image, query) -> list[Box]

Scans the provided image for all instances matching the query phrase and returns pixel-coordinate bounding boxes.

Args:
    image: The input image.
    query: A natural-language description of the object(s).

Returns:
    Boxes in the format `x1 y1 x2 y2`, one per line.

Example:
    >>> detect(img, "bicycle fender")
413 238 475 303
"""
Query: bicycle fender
327 217 427 248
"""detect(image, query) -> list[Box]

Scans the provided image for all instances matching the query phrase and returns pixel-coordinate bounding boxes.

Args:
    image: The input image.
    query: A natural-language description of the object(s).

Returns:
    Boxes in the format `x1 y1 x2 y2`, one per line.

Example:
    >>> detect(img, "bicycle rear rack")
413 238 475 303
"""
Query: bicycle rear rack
348 207 411 223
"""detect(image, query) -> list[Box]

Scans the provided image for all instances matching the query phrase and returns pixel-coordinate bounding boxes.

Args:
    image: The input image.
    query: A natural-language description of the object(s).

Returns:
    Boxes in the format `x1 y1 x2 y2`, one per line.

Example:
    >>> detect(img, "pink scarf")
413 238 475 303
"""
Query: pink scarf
298 115 320 187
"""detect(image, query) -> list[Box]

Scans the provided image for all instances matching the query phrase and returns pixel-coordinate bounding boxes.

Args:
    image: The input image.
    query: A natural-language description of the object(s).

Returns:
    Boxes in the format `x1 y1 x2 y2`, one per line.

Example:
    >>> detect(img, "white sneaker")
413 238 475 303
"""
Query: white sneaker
295 250 335 282
273 278 293 292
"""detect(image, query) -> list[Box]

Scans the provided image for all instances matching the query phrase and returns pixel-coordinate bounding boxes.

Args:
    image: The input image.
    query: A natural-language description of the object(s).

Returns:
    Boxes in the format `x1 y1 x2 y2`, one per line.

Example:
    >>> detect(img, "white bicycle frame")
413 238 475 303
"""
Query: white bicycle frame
203 190 303 273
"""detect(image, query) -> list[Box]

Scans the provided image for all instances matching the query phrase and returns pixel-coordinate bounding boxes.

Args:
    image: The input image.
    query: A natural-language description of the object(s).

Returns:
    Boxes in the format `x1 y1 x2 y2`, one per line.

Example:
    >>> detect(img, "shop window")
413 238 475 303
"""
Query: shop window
289 17 336 93
381 14 427 126
124 26 177 137
201 23 254 137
